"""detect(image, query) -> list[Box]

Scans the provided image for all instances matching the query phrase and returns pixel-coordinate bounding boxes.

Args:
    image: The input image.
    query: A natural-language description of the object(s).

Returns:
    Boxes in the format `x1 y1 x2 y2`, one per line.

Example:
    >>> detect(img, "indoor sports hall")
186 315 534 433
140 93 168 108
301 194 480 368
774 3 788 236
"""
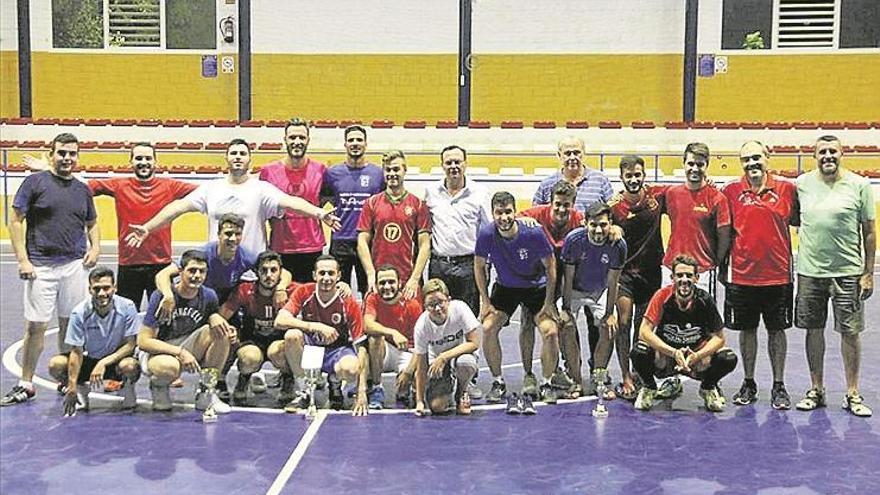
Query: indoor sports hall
1 1 879 494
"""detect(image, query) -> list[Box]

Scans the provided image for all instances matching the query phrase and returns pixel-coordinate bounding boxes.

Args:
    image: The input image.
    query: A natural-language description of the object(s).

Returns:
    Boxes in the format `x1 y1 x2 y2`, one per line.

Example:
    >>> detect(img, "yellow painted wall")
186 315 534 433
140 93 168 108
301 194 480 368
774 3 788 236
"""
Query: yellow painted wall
252 54 458 122
30 53 237 119
697 53 880 122
0 50 19 117
471 54 683 124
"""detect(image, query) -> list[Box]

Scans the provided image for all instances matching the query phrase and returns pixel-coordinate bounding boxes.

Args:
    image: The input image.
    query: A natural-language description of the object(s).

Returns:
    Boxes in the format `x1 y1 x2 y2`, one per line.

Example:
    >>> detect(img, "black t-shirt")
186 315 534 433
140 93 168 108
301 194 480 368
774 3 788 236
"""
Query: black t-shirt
644 285 723 349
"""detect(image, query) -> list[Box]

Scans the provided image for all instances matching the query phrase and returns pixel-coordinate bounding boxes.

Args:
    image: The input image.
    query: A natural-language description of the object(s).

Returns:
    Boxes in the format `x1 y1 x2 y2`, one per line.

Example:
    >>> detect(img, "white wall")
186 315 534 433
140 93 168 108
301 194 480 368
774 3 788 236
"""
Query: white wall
251 0 459 53
1 0 18 51
472 0 686 54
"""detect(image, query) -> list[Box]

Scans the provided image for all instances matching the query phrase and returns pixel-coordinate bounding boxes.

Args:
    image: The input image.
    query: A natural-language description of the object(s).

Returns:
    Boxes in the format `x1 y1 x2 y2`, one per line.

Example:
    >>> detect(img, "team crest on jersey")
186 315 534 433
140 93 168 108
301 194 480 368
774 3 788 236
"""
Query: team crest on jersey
360 176 371 187
693 204 709 212
331 313 342 324
518 248 529 260
383 223 402 242
404 206 413 216
601 253 609 264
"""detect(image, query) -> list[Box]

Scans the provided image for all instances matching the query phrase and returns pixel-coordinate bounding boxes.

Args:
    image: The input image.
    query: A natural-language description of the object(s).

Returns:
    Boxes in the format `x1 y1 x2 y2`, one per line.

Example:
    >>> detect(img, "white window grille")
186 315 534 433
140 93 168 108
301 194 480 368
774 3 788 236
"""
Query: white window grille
774 0 839 48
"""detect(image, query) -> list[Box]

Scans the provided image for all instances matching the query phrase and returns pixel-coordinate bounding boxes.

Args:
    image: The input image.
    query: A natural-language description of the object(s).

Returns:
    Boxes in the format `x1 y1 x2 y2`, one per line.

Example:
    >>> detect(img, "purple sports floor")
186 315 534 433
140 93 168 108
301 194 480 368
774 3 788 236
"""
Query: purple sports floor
2 249 879 494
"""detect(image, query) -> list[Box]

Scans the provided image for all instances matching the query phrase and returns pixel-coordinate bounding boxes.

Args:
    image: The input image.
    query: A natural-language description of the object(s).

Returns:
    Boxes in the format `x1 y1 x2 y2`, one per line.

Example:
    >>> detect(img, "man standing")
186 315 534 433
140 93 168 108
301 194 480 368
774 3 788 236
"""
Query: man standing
364 265 424 409
794 135 875 417
413 279 481 416
475 191 560 405
3 133 100 406
48 267 141 415
259 118 328 282
631 255 738 413
128 138 339 256
357 150 431 298
321 125 385 294
533 136 613 212
722 142 798 409
275 255 369 416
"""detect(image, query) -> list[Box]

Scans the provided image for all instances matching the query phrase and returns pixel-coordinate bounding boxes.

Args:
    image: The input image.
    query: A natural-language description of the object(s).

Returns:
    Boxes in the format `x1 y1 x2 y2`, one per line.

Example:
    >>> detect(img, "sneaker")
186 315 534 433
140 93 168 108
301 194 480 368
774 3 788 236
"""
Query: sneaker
368 385 386 410
540 383 557 405
656 377 683 400
795 388 826 411
771 383 791 410
250 372 268 394
284 390 310 414
521 373 539 398
519 394 536 415
486 380 507 403
550 369 576 390
634 387 657 411
506 393 521 414
195 391 231 414
700 387 726 412
732 380 758 406
467 379 483 401
120 379 138 410
842 394 872 417
328 377 344 410
216 381 231 401
278 374 297 404
266 372 281 389
457 391 472 415
103 380 123 393
233 376 250 404
150 382 173 411
1 385 36 406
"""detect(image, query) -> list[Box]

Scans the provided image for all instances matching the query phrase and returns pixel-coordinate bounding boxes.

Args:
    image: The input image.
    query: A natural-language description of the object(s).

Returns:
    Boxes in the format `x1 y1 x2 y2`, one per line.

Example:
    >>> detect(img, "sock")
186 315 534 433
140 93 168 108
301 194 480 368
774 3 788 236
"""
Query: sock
18 380 34 390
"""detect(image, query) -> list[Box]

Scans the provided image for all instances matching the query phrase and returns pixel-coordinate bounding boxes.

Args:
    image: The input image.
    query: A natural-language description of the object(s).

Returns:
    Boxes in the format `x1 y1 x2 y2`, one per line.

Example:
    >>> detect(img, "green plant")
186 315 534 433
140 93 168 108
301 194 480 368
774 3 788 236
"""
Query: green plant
742 31 766 49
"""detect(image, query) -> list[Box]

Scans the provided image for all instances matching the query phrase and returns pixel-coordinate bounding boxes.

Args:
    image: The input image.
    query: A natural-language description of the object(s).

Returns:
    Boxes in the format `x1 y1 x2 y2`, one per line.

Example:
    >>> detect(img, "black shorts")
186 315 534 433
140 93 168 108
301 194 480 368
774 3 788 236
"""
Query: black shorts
724 283 793 332
62 353 125 384
490 284 546 321
280 251 323 284
117 264 165 309
618 268 662 305
238 329 284 357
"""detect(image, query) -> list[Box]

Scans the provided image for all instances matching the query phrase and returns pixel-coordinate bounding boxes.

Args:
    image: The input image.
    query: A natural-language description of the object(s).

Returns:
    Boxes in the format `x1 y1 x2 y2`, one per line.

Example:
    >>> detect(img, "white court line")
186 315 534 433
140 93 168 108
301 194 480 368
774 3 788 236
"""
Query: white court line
265 410 328 495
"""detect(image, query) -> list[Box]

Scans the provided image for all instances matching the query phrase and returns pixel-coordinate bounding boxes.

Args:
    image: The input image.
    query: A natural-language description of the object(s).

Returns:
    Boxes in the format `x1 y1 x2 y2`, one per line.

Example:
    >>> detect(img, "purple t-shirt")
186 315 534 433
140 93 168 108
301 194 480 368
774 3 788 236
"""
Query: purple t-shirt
143 286 219 342
320 163 385 241
179 241 257 303
475 221 554 288
12 171 97 265
561 228 627 293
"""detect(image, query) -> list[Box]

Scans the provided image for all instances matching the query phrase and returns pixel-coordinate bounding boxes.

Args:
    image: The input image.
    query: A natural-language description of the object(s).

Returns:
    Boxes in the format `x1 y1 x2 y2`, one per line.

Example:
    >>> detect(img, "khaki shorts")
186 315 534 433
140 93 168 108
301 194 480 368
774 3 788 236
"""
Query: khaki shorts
24 259 88 322
795 275 864 334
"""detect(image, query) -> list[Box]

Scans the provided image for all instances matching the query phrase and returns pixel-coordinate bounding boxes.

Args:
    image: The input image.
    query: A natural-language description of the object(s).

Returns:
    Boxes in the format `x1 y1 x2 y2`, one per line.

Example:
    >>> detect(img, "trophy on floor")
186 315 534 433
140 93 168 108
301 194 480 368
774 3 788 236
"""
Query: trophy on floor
200 368 220 423
301 345 325 421
592 368 609 418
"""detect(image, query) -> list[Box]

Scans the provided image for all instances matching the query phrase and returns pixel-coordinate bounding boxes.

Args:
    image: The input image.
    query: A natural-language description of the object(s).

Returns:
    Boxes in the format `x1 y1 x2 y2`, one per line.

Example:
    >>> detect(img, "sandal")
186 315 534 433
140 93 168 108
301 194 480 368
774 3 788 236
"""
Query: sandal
564 384 583 399
602 388 617 401
795 388 826 411
842 394 873 417
615 382 639 401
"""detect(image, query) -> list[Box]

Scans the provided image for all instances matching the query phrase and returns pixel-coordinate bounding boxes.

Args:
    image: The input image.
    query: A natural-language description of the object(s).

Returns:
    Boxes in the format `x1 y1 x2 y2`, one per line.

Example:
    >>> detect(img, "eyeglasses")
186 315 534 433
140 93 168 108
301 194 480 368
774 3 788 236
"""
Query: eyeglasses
426 299 448 310
739 154 763 163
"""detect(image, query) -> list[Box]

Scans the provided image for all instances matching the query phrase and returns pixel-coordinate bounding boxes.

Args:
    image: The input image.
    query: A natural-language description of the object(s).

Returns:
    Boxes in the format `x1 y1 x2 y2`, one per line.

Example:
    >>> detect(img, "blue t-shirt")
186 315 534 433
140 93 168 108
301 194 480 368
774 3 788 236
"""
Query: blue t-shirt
180 241 257 303
143 286 219 342
560 228 627 293
12 171 97 265
474 221 554 288
320 163 385 241
65 295 140 359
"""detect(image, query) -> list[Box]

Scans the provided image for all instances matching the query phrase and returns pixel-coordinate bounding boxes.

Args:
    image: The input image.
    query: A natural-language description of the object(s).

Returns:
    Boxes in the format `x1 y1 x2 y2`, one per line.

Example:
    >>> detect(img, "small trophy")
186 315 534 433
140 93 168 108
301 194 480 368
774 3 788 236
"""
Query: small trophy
200 368 220 423
592 368 609 418
301 345 325 421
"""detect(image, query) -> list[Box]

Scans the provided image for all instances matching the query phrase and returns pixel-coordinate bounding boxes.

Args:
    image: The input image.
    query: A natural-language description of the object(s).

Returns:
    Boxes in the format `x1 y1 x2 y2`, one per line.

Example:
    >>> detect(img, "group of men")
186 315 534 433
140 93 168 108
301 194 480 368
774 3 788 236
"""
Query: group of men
2 126 874 419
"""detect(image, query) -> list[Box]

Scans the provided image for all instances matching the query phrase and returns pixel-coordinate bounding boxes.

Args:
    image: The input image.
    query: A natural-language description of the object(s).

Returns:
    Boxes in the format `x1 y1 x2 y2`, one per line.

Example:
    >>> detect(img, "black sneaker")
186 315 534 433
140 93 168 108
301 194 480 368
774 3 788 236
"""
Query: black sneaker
277 374 297 404
540 384 558 405
486 380 507 403
771 383 791 410
506 393 521 414
1 385 36 406
216 381 230 401
520 394 536 415
733 380 758 406
328 377 344 410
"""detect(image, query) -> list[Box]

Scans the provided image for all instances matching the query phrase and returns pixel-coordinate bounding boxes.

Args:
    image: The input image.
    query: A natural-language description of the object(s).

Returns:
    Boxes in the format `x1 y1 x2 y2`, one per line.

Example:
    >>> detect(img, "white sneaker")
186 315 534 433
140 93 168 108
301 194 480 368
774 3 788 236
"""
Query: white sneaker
76 384 90 411
196 392 231 414
250 372 268 394
120 380 138 410
150 382 173 411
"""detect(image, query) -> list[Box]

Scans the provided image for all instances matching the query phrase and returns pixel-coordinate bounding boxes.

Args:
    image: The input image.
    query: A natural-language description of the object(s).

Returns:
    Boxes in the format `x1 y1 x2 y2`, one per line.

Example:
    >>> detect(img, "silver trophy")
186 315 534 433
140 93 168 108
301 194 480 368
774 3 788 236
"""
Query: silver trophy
592 368 609 418
301 345 325 421
200 368 220 423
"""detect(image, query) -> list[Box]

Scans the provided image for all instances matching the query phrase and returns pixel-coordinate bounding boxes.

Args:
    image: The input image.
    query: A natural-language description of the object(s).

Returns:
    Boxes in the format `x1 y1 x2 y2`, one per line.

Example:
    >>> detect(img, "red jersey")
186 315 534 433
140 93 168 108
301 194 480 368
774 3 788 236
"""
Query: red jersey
357 191 431 283
259 158 327 254
89 176 197 266
722 174 798 286
222 282 298 340
663 184 731 272
609 185 668 273
283 283 364 349
644 285 723 349
519 205 584 253
364 292 424 347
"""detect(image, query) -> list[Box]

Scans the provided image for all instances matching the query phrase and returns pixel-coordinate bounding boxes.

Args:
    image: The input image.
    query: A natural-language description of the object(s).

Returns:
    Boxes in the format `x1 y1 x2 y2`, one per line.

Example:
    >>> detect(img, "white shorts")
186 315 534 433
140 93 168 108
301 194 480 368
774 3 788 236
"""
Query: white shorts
661 266 717 299
383 342 414 373
569 289 607 322
24 259 89 322
138 326 207 376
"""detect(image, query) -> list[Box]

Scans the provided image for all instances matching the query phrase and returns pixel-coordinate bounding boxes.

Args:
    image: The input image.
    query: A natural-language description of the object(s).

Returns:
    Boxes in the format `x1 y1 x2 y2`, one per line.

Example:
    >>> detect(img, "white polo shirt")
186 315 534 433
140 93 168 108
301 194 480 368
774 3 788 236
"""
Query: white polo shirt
425 178 491 257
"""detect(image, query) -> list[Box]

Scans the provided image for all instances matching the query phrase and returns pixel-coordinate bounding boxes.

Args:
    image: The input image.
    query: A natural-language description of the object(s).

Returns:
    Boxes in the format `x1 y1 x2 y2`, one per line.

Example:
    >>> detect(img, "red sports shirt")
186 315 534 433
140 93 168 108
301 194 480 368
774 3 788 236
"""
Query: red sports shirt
722 174 798 286
519 205 584 252
89 176 197 266
259 158 327 254
283 283 364 349
662 184 731 272
357 191 431 283
364 292 424 347
222 282 298 339
610 185 669 273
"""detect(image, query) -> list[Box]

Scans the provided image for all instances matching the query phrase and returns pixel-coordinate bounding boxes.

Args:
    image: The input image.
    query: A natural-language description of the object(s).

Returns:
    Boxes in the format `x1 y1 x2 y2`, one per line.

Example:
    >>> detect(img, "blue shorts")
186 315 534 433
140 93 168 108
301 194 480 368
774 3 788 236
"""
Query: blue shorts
305 335 358 375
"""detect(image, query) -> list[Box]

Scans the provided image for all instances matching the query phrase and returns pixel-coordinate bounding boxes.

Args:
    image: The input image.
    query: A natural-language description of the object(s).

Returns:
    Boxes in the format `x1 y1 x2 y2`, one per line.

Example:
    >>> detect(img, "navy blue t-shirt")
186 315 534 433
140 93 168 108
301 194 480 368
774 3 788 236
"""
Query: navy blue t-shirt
12 171 96 265
143 286 219 342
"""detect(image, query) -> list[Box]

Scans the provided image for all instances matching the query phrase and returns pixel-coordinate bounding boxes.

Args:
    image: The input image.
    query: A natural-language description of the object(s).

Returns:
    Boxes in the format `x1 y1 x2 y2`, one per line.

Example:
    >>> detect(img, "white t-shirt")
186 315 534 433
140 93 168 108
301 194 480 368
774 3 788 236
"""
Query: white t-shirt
186 177 283 254
414 300 480 359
